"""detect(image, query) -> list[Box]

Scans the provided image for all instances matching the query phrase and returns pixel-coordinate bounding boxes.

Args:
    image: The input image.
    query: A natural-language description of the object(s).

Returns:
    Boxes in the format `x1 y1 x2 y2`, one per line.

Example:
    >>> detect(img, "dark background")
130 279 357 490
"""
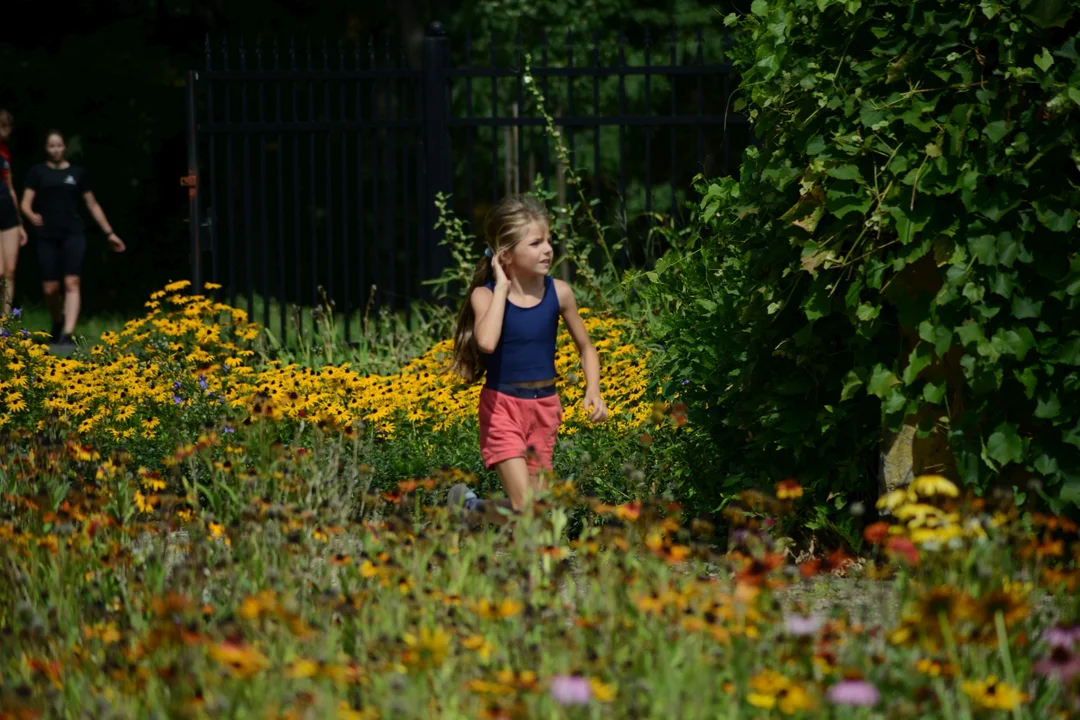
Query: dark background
0 0 735 320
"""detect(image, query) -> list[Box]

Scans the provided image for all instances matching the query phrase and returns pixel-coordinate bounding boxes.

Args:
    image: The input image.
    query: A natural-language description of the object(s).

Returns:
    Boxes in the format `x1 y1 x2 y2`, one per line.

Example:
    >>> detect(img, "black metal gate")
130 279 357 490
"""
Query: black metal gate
184 22 746 343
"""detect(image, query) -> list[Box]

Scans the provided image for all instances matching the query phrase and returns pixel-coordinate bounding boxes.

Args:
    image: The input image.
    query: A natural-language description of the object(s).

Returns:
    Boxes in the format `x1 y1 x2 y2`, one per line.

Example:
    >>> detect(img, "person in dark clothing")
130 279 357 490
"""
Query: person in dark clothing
0 109 28 315
20 130 125 345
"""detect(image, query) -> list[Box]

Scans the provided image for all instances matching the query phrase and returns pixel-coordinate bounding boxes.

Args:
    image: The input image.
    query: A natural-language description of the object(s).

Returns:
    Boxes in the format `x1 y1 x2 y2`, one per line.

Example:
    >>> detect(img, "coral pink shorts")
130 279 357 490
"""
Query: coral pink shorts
479 385 563 474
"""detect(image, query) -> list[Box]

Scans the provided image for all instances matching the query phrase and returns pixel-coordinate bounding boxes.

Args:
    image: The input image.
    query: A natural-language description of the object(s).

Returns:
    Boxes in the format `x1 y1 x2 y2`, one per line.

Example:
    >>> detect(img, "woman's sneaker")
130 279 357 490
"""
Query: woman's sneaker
447 483 480 517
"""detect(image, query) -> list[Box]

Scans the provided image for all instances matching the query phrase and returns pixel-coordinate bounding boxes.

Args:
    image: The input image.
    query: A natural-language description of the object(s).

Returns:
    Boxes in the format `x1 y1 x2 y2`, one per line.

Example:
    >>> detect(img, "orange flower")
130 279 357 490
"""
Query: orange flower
775 479 803 500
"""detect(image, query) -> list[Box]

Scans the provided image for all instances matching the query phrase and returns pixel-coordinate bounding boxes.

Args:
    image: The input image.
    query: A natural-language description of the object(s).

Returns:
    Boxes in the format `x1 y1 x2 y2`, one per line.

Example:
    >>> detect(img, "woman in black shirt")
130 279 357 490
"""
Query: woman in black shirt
0 110 28 315
21 130 125 345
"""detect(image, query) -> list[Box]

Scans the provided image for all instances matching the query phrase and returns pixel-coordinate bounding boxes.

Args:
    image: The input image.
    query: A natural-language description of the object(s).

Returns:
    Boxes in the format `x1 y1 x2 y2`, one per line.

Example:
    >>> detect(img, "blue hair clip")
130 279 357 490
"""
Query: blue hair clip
484 247 494 259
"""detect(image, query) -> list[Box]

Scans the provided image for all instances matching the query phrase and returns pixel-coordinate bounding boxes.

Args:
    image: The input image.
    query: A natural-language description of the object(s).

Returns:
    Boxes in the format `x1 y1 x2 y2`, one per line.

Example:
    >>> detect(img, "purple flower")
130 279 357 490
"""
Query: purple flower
223 425 235 433
11 308 20 319
1035 647 1080 681
222 362 230 373
827 680 880 707
1045 625 1080 649
0 329 9 338
549 675 591 706
173 395 183 405
682 379 690 385
784 613 824 637
198 374 208 390
173 380 182 391
20 329 29 338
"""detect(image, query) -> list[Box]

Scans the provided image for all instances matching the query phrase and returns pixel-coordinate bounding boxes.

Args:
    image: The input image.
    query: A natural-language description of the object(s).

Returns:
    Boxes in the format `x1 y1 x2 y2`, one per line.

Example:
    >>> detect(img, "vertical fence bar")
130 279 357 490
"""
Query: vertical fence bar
696 28 704 174
307 38 318 311
422 22 452 295
240 37 254 317
722 27 731 177
354 38 366 334
340 40 351 344
669 29 678 222
383 33 398 310
399 38 412 316
223 36 237 307
290 37 303 338
465 31 475 234
274 37 287 344
490 31 499 205
323 40 335 314
617 29 627 252
644 28 652 231
541 29 550 192
591 31 600 202
257 38 270 330
514 29 524 193
205 37 219 287
185 70 202 294
368 36 380 313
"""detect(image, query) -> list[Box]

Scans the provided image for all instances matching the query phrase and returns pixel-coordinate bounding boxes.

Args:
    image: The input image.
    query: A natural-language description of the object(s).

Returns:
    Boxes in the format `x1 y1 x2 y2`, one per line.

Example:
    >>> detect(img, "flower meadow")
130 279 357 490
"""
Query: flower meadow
0 285 1079 719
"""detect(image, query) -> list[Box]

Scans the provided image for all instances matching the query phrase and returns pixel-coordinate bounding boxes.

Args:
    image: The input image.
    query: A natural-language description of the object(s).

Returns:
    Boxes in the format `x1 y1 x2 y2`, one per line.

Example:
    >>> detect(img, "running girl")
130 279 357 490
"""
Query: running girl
448 194 607 522
0 109 27 314
21 130 125 345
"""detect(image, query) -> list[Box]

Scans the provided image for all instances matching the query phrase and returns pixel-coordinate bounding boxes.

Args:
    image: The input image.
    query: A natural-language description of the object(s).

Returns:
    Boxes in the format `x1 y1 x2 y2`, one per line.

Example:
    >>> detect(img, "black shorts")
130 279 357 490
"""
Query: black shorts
37 233 86 281
0 197 17 232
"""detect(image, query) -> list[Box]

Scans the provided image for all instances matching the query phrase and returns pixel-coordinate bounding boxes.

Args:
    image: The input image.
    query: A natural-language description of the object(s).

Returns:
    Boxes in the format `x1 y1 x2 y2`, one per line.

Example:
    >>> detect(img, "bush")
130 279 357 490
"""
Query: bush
644 0 1080 524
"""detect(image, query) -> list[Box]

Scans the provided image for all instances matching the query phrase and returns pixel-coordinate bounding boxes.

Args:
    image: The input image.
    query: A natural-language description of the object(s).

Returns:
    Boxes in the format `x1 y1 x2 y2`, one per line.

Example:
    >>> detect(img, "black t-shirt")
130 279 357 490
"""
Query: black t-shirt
25 164 91 237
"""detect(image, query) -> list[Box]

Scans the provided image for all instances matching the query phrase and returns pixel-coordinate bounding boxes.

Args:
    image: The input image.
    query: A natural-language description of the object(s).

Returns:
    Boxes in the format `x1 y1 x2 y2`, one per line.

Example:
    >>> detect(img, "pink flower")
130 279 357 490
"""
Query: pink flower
549 675 592 706
783 613 824 637
1035 647 1080 681
827 680 880 707
1044 625 1080 649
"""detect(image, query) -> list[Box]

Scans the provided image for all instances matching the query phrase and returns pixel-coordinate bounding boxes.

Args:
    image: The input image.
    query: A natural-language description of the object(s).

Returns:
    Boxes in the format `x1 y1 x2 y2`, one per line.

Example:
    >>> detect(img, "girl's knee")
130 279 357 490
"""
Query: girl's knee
63 276 80 292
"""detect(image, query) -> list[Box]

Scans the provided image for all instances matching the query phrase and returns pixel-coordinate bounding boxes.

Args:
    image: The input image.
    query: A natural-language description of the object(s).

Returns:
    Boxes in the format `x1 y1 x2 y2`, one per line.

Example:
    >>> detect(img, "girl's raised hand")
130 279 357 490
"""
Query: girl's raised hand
491 252 511 289
583 391 608 423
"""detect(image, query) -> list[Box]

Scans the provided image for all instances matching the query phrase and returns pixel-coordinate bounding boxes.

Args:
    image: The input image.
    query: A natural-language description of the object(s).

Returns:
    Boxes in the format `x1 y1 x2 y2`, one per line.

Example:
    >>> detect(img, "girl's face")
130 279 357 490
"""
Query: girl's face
45 134 66 163
0 123 10 143
505 221 553 277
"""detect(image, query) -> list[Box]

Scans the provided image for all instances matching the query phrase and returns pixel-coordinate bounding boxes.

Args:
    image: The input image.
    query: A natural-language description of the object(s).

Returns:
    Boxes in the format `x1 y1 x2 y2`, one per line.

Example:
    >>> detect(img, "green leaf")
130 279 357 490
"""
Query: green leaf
1057 338 1080 365
1034 453 1059 476
1036 205 1079 233
806 135 826 155
1035 393 1061 419
984 120 1009 143
923 381 947 404
1011 295 1042 319
840 369 864 401
1034 47 1055 71
867 364 900 398
902 344 933 385
751 0 769 16
856 303 880 322
968 235 997 265
957 321 985 347
826 165 863 181
1000 327 1035 360
986 423 1024 467
996 232 1020 267
1015 367 1038 398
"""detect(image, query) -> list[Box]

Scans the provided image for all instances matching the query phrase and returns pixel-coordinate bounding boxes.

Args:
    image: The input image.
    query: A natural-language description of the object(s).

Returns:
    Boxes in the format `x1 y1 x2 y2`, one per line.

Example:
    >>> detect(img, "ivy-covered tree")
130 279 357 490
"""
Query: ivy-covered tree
646 0 1080 523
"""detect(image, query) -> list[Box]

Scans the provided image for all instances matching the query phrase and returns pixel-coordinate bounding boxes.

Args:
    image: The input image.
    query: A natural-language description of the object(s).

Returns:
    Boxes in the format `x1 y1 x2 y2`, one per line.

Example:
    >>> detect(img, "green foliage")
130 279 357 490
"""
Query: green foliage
644 0 1080 513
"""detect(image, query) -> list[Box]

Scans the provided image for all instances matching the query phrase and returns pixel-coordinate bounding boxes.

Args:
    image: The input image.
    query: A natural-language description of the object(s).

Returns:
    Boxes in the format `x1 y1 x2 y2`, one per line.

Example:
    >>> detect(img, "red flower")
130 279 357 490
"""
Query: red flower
886 537 919 567
863 521 890 545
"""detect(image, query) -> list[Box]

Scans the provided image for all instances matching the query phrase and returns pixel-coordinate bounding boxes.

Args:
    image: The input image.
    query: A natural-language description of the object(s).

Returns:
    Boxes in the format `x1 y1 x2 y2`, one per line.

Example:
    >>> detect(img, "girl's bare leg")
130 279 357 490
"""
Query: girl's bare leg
0 227 20 313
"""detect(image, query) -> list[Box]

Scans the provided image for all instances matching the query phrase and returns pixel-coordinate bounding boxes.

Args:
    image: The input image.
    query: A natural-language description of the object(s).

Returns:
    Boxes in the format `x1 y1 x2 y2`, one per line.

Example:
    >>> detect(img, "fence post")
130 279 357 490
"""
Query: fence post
183 70 202 294
421 21 452 297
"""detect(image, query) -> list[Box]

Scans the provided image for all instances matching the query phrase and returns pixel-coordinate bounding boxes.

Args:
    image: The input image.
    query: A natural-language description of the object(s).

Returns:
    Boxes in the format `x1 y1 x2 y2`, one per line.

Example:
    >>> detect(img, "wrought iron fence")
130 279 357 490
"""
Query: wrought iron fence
184 22 747 344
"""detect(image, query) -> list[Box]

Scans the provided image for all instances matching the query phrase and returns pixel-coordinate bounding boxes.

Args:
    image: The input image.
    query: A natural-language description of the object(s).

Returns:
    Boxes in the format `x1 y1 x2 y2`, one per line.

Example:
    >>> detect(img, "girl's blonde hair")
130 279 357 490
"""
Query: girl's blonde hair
450 194 550 382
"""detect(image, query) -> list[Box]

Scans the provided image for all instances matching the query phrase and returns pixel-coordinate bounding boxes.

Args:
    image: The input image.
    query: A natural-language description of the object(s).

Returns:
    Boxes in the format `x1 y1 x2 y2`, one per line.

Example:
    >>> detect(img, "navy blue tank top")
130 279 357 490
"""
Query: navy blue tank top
482 275 559 384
